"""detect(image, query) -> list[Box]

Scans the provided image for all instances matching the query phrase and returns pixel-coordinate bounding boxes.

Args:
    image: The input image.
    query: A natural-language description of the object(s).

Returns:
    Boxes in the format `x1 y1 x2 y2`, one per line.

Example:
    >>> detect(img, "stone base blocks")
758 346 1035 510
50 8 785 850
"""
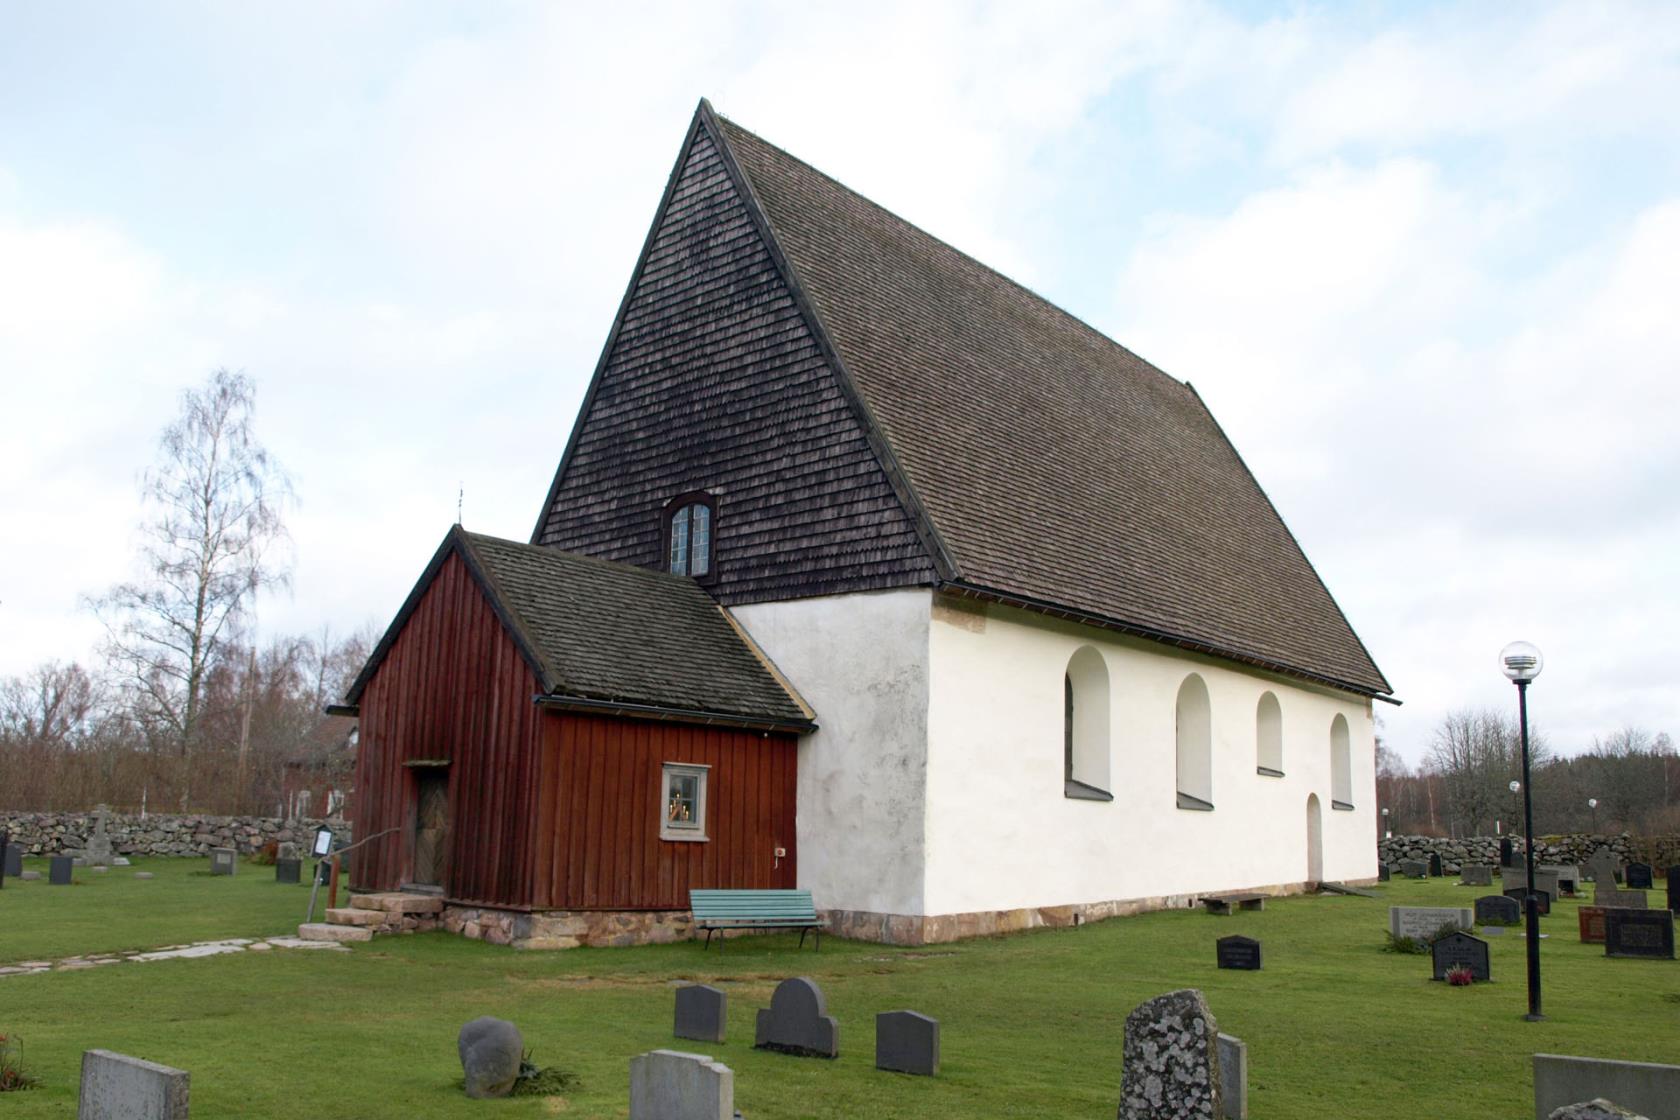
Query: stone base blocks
444 905 693 949
295 923 373 943
630 1050 734 1120
78 1049 190 1120
1533 1054 1680 1120
298 892 443 941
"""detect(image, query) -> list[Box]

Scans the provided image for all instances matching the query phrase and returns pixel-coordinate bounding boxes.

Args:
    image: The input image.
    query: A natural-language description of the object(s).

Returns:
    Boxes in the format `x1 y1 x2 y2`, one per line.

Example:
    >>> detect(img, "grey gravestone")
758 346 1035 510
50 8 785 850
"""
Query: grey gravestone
675 984 727 1044
1431 931 1491 981
1461 865 1493 886
629 1050 734 1120
457 1016 523 1099
1216 935 1261 971
754 977 838 1058
274 859 301 885
19 870 41 880
1217 1034 1248 1120
1547 1101 1650 1120
1400 860 1428 879
1668 867 1679 914
1500 837 1515 867
1506 886 1551 916
85 805 115 867
1389 906 1473 941
1120 988 1221 1120
1625 863 1653 890
3 841 21 878
1476 895 1522 925
277 841 300 861
1584 848 1619 886
1533 870 1562 904
134 872 155 880
1428 852 1444 877
1378 864 1391 882
51 854 74 885
78 1049 190 1120
1542 865 1581 896
1533 1053 1680 1120
1604 908 1674 960
1596 889 1648 910
209 848 236 876
875 1010 939 1076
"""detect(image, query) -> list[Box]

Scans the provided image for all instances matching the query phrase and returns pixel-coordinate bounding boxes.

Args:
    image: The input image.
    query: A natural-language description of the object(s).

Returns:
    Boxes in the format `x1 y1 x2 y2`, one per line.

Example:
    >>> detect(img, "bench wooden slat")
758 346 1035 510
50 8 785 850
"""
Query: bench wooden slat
689 889 822 950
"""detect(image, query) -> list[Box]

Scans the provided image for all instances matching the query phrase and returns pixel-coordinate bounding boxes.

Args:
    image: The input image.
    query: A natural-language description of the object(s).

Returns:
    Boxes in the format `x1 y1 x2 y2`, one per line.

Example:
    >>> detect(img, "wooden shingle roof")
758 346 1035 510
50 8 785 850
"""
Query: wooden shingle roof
707 105 1391 698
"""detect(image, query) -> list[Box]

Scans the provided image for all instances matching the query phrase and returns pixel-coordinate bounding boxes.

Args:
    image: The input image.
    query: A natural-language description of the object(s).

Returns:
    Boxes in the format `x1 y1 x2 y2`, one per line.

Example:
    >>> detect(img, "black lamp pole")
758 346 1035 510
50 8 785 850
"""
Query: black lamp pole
1516 678 1542 1020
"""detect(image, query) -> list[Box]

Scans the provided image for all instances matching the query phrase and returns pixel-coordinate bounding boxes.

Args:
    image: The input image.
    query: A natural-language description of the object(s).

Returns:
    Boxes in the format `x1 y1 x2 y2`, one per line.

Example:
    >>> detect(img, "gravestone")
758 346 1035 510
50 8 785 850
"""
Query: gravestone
1431 931 1491 982
1218 1034 1248 1120
1625 863 1653 890
19 871 41 880
1596 889 1648 910
3 840 21 878
1533 1053 1680 1120
1400 860 1428 879
1500 837 1515 867
274 858 300 884
1120 988 1221 1120
1584 848 1619 886
875 1010 939 1077
675 984 727 1044
1389 906 1473 942
1378 863 1391 882
51 854 74 885
629 1049 734 1120
209 848 236 876
1668 867 1679 915
1604 909 1674 960
1542 865 1581 896
754 977 839 1058
85 805 115 867
1578 907 1607 944
1476 894 1522 926
1461 865 1494 886
1532 871 1562 905
78 1049 190 1120
458 1017 523 1099
277 841 299 861
1428 853 1444 877
1216 935 1261 971
1506 886 1551 916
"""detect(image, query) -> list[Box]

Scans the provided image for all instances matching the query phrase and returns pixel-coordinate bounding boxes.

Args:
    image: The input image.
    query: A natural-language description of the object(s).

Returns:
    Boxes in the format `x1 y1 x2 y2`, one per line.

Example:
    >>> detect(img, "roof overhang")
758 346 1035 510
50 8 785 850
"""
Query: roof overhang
533 692 817 735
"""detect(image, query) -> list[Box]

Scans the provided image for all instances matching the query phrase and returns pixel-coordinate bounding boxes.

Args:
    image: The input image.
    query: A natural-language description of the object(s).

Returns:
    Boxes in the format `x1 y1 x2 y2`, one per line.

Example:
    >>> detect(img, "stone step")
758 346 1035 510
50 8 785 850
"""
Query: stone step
350 892 444 915
324 907 386 927
296 922 373 943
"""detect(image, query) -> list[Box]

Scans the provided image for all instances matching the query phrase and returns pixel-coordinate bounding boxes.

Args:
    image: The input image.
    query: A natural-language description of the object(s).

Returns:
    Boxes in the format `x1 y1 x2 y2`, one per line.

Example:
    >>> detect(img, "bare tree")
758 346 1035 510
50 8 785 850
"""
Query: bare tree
88 369 290 805
1427 707 1551 836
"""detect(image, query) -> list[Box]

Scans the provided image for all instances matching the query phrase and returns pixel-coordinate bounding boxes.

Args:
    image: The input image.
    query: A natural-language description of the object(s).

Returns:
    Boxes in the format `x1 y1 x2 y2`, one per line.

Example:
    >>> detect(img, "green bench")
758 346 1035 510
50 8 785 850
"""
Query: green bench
689 888 823 950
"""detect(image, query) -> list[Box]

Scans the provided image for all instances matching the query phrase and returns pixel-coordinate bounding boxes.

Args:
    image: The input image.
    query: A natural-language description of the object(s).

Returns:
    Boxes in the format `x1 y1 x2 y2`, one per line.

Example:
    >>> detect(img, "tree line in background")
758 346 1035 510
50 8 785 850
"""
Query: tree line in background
0 370 372 816
1379 712 1678 838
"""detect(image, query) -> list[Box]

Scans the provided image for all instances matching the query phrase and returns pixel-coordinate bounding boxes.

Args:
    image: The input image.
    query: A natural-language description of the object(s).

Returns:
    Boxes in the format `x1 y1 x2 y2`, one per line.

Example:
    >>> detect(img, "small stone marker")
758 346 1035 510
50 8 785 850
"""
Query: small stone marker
754 977 839 1058
875 1010 939 1076
1378 863 1391 882
629 1049 734 1120
457 1016 523 1099
1604 908 1674 960
675 984 727 1044
1400 860 1427 879
1431 931 1491 981
85 805 115 867
1475 895 1521 926
1461 865 1493 886
1668 867 1679 914
19 870 41 880
134 872 155 881
1625 863 1654 890
3 841 21 878
51 854 74 885
1505 886 1551 916
1596 889 1648 910
1428 852 1444 877
274 858 301 885
209 847 237 876
1499 837 1515 867
1389 906 1473 942
1584 848 1619 886
1547 1101 1650 1120
1216 935 1261 971
1120 988 1221 1120
78 1048 190 1120
1217 1033 1248 1120
1579 907 1607 944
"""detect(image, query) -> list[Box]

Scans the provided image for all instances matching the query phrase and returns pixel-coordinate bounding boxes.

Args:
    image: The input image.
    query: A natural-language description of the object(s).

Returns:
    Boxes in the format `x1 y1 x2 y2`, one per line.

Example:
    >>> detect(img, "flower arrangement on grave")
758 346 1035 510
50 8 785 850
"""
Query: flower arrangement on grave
508 1050 580 1097
1445 964 1475 987
0 1033 41 1092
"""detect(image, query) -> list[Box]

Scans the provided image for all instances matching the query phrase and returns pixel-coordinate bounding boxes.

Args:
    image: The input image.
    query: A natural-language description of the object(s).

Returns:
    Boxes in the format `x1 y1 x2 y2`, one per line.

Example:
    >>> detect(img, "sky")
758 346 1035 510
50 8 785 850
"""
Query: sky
2 1 1677 767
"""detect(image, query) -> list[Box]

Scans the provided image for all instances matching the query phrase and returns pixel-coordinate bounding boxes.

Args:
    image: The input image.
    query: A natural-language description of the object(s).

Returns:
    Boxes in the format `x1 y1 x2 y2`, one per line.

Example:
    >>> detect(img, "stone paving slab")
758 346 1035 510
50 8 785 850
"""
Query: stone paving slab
0 936 349 978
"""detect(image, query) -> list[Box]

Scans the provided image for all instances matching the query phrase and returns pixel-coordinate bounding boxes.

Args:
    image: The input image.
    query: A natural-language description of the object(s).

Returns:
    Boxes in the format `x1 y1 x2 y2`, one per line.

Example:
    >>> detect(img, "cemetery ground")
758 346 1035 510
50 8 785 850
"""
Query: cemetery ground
2 858 1676 1118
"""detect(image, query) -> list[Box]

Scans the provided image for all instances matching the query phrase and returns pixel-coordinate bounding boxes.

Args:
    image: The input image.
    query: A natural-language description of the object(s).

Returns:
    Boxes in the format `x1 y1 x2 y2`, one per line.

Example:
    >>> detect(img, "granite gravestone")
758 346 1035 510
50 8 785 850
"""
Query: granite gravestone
1532 871 1562 905
50 854 74 885
1542 865 1581 896
875 1010 939 1077
209 848 236 876
1429 853 1444 878
1500 837 1515 868
1431 931 1491 981
274 858 300 884
1506 886 1551 916
629 1049 734 1120
1378 864 1391 882
1390 906 1473 942
1462 865 1494 887
1596 889 1648 910
1669 867 1679 915
1625 863 1654 890
1216 935 1262 971
2 839 21 878
1400 860 1428 879
458 1017 523 1099
77 1049 190 1120
675 984 727 1044
1477 895 1522 926
1217 1034 1248 1120
1578 907 1607 944
1120 988 1221 1120
84 805 115 867
754 977 839 1058
1584 849 1619 887
1604 908 1674 960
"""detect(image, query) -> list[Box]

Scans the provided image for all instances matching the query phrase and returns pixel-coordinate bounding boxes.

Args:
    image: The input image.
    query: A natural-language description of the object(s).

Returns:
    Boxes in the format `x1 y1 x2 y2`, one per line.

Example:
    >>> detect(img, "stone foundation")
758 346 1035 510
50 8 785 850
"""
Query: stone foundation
442 905 694 950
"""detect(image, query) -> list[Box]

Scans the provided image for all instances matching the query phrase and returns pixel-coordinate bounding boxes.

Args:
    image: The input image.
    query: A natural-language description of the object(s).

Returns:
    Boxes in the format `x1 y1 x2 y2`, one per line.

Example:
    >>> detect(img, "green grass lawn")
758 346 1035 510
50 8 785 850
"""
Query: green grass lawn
1 866 1676 1118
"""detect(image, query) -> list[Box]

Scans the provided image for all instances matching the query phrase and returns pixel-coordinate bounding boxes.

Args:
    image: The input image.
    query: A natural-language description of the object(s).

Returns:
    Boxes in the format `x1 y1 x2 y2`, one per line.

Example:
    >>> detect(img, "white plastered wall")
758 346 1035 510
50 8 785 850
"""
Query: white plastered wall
922 595 1377 916
729 588 931 917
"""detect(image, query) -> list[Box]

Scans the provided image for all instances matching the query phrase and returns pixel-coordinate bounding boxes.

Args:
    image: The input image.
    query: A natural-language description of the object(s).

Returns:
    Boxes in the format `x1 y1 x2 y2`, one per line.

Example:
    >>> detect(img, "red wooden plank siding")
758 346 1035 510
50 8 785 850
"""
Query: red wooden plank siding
545 711 797 910
348 552 543 906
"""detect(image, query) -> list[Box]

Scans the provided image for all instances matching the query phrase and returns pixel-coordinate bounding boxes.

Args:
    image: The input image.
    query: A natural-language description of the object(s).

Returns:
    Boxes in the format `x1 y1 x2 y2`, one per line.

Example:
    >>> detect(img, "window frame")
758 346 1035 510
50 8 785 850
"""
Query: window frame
659 762 711 842
662 491 717 583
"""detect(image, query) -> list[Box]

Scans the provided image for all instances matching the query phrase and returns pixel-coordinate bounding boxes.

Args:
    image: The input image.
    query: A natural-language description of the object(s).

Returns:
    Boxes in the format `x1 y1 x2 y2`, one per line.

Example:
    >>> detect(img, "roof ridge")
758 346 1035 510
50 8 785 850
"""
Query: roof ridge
711 110 1191 400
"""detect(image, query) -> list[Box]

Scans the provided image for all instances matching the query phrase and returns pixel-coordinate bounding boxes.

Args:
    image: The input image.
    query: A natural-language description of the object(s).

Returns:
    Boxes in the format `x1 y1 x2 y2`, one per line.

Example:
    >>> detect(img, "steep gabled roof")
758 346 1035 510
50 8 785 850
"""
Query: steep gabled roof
345 527 814 731
704 104 1391 699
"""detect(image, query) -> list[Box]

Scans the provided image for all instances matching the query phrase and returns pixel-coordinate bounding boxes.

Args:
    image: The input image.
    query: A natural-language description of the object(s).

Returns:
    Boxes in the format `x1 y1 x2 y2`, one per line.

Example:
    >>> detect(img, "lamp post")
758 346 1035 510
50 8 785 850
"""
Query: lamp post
1500 640 1544 1021
1588 797 1599 834
1381 807 1390 839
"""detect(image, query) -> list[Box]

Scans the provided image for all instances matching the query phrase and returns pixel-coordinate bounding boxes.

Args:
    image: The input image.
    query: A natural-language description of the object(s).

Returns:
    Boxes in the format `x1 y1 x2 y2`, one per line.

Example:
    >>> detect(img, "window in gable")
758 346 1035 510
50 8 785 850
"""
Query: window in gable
665 492 715 580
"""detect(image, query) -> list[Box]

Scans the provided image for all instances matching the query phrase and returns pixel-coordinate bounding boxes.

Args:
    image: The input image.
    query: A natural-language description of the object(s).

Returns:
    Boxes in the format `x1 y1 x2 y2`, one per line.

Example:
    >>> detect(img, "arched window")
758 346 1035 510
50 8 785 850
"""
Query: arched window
665 492 715 580
1175 674 1213 810
1063 646 1111 801
1256 692 1283 777
1330 714 1353 810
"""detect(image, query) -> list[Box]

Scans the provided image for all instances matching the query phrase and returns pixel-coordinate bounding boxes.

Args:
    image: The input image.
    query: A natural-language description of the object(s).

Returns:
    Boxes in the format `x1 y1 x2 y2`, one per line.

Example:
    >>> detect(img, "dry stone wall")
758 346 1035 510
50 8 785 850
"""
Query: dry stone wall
0 811 348 858
1376 834 1680 875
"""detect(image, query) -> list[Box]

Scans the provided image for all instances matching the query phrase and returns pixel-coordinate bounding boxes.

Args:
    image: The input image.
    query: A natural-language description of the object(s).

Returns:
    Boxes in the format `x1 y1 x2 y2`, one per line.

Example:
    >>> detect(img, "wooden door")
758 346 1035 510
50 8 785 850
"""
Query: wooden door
413 770 450 888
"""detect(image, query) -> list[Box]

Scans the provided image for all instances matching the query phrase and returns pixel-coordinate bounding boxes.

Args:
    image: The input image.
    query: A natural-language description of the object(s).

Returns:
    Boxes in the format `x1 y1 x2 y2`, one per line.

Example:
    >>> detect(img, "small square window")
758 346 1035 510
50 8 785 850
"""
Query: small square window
660 763 709 842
